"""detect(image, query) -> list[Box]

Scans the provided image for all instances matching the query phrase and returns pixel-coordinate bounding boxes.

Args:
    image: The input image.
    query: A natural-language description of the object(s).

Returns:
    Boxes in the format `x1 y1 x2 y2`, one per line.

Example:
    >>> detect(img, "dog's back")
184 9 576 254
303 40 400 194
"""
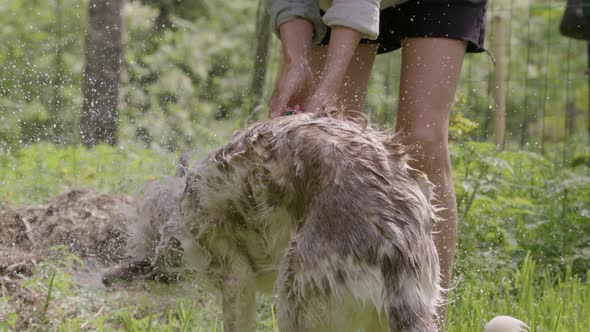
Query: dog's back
173 112 440 331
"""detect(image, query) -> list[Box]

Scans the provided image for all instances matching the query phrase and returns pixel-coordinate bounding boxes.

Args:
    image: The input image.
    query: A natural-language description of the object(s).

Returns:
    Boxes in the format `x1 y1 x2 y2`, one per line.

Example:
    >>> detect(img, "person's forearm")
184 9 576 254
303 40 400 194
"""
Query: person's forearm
268 18 315 117
317 26 362 96
279 18 314 66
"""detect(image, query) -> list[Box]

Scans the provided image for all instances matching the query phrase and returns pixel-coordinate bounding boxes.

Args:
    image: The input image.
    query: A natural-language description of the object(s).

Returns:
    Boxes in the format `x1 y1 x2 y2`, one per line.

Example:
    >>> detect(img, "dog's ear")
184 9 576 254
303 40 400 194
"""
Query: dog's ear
407 167 434 201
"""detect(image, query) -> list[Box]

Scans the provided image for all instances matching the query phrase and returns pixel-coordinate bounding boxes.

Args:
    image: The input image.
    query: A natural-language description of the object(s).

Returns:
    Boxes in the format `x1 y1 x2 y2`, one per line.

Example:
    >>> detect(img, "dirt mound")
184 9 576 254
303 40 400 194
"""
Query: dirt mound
0 189 135 295
0 204 30 249
0 246 40 295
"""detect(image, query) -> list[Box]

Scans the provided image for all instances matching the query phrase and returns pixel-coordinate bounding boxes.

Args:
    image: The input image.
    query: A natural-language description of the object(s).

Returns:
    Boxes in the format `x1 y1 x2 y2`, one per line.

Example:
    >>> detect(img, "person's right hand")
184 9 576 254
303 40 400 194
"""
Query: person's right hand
268 60 314 118
268 18 315 119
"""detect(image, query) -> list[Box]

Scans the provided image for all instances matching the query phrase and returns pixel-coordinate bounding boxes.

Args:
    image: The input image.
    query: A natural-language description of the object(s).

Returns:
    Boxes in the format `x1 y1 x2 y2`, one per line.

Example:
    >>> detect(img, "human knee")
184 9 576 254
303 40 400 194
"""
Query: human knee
400 124 448 151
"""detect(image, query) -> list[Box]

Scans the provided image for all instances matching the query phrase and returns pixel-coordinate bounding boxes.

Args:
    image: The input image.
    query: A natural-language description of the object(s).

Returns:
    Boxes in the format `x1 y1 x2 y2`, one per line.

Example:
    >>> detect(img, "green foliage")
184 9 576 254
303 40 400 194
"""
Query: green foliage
459 0 588 145
1 0 587 152
0 0 87 147
452 142 590 277
450 113 480 141
117 0 258 151
0 0 257 152
137 0 211 23
450 94 480 141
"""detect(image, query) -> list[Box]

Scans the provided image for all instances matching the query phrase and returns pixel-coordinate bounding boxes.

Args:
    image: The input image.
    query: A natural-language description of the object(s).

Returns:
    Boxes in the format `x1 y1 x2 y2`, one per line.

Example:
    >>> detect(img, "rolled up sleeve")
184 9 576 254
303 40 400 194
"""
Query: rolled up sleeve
322 0 382 40
269 0 328 45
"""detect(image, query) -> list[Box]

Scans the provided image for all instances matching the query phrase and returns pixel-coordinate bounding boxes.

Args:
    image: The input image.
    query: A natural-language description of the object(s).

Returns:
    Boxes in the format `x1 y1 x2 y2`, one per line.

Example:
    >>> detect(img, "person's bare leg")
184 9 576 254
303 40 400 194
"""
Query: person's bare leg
395 37 467 326
310 43 378 111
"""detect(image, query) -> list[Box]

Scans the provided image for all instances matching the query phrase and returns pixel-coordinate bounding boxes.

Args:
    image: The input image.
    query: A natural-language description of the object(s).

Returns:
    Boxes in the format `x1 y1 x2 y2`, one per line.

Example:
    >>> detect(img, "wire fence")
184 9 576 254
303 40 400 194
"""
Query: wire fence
465 0 588 157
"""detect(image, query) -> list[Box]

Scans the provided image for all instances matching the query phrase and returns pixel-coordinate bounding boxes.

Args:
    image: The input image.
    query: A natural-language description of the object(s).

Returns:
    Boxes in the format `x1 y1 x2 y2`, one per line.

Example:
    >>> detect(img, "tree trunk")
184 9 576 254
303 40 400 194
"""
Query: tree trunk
81 0 124 147
250 0 271 104
50 0 65 143
492 15 506 150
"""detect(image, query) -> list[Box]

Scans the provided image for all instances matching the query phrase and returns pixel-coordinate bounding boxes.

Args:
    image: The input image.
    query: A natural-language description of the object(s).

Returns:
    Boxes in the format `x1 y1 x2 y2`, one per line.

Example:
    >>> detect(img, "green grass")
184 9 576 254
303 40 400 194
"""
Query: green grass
0 250 587 331
1 143 588 331
447 256 589 332
0 144 179 206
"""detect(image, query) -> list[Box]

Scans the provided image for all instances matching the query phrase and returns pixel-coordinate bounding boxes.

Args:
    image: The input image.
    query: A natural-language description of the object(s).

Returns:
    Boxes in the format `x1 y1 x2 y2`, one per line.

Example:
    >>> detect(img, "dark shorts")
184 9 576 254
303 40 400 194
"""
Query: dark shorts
320 0 488 54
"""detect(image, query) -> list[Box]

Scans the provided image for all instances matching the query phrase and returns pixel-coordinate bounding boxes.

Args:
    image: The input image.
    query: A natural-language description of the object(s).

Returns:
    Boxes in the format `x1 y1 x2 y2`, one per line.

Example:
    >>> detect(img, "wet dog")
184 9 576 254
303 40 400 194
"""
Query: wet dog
104 110 441 331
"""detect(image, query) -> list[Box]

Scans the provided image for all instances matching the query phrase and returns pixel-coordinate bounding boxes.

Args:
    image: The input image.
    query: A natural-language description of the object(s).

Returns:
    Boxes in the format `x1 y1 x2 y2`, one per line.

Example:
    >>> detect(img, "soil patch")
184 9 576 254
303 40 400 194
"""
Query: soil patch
0 189 134 295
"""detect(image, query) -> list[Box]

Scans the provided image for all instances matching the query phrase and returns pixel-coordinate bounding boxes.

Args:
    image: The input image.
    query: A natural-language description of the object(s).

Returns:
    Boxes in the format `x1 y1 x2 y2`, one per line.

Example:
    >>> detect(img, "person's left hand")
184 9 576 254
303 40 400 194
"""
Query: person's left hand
303 26 362 114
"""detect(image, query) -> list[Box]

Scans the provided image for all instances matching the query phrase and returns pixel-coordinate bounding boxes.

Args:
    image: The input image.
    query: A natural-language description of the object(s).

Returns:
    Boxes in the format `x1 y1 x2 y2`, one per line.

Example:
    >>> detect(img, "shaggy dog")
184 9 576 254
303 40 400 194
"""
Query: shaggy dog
104 110 441 332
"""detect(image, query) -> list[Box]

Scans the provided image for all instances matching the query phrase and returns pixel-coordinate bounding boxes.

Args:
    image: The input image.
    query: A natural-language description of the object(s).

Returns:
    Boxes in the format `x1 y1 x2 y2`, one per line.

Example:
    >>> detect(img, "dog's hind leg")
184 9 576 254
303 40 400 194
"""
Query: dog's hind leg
383 266 438 332
220 256 257 332
276 245 305 332
276 244 330 332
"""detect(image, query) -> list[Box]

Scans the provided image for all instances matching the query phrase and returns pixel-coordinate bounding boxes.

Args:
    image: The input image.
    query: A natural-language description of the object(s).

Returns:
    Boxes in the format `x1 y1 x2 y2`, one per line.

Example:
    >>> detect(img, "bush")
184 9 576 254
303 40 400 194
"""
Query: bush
452 142 590 278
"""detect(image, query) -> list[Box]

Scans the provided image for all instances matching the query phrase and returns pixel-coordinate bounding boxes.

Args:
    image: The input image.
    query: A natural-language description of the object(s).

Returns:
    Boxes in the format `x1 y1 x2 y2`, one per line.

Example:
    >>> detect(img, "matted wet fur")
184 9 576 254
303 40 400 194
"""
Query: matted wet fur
105 109 441 332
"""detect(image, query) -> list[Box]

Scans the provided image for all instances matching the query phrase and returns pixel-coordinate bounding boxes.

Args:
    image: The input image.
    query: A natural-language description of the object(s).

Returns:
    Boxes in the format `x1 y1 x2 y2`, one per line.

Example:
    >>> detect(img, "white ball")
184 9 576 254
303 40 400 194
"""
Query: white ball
485 316 530 332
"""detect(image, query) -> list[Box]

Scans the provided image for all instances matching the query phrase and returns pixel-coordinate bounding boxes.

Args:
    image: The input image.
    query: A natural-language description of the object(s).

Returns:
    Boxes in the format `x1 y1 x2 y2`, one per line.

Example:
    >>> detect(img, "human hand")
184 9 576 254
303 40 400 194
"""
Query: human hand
303 26 362 114
268 61 314 118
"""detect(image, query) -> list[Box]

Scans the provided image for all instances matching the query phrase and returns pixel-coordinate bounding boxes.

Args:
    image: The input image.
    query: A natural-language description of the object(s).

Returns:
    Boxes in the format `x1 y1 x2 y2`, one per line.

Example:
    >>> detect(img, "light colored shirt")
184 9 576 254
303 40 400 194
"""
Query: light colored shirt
270 0 408 44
